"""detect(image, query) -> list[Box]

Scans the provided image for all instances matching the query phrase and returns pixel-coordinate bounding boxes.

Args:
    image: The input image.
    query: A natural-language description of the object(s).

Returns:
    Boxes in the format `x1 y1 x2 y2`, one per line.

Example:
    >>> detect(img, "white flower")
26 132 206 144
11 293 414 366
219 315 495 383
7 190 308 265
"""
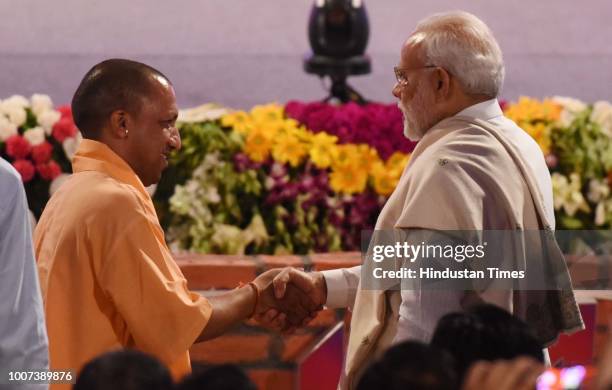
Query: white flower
551 172 590 216
594 199 612 226
23 126 46 146
591 100 612 138
50 173 71 196
37 110 61 134
264 176 275 190
203 153 220 166
1 95 29 109
203 186 221 203
588 179 610 203
62 132 82 160
0 115 18 141
4 105 27 127
552 96 588 127
177 103 230 123
30 94 54 117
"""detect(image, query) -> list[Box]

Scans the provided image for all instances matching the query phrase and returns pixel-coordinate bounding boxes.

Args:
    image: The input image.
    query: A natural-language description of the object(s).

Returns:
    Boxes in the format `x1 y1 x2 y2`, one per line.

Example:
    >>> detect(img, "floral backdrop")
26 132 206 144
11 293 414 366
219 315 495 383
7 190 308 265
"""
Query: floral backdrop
1 95 610 255
0 95 80 218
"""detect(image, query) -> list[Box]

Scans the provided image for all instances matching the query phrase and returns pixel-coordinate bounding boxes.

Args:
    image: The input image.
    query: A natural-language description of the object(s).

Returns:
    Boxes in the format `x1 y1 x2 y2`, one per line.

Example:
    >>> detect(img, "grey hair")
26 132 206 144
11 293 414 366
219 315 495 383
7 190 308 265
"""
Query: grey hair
408 11 505 97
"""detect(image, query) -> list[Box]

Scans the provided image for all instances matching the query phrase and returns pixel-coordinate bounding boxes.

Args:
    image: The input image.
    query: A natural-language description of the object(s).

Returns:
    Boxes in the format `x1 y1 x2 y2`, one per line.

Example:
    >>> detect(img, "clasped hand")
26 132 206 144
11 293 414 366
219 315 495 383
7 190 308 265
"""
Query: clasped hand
251 268 327 332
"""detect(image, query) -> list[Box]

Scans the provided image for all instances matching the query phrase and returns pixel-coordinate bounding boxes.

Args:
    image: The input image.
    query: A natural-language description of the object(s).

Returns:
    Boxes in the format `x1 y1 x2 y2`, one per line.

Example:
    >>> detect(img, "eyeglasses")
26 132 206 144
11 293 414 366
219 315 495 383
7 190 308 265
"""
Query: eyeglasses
394 65 437 85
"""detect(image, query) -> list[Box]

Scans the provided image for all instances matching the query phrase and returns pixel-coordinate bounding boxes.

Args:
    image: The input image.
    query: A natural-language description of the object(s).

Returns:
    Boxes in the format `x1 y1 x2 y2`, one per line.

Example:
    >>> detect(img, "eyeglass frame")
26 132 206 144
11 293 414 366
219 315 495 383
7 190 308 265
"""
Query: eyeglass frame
393 65 438 86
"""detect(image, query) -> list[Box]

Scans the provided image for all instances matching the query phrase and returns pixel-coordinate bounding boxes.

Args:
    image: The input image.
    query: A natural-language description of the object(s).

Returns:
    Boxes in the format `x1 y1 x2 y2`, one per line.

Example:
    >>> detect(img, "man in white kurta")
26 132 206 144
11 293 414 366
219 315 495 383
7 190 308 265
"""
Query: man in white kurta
267 11 583 390
322 98 557 342
0 157 49 389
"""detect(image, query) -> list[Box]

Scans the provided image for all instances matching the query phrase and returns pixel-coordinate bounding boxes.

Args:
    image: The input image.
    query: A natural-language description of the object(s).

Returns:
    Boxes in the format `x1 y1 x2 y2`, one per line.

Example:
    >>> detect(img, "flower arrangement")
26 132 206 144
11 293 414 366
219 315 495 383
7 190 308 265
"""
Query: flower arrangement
0 94 81 217
156 103 413 255
159 97 611 255
506 96 612 229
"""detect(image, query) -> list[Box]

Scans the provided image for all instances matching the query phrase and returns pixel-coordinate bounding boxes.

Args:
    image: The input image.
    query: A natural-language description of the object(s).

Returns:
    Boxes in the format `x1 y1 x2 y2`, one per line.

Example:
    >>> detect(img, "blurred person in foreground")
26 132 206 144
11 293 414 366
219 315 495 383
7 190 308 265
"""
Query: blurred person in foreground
266 10 583 389
431 304 544 385
74 350 172 390
0 157 49 390
34 59 321 389
176 364 256 390
356 341 458 390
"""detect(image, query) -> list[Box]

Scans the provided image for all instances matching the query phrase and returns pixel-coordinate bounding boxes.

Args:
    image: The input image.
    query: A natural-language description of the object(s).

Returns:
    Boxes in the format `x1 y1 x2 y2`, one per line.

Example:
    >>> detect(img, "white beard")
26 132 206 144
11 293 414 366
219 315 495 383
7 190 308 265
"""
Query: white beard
398 101 427 142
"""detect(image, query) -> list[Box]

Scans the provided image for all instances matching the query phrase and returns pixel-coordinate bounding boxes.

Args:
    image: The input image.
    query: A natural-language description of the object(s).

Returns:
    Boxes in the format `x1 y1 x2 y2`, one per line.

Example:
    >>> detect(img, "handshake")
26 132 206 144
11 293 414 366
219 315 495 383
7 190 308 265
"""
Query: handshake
249 268 328 332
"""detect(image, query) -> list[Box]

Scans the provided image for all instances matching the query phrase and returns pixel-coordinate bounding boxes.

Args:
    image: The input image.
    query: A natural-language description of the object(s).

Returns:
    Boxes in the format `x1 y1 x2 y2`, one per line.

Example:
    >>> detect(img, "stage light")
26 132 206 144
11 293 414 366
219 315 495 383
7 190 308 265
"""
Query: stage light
304 0 371 104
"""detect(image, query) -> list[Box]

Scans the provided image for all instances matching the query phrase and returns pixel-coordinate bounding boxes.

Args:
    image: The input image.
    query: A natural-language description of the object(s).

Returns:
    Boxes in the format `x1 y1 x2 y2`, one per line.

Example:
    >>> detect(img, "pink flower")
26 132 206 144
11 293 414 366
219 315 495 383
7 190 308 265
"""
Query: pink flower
12 159 35 182
36 160 61 181
51 105 78 142
31 141 54 164
5 135 32 159
545 154 558 169
284 101 307 122
52 117 78 143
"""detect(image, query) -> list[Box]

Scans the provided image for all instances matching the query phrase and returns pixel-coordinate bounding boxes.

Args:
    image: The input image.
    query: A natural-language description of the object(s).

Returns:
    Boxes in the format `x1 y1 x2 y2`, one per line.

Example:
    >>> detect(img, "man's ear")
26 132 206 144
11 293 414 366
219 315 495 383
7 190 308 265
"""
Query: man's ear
109 110 129 139
434 67 451 100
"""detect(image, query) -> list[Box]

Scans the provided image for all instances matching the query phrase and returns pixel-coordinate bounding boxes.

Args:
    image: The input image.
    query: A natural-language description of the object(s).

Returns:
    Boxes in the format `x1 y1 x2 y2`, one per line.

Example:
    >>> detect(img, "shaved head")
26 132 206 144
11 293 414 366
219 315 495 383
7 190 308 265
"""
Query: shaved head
71 59 171 139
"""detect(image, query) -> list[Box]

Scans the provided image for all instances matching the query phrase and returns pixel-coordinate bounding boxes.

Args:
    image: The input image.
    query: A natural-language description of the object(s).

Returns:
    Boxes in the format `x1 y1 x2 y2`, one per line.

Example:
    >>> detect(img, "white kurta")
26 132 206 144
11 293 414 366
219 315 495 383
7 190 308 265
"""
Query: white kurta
0 158 49 389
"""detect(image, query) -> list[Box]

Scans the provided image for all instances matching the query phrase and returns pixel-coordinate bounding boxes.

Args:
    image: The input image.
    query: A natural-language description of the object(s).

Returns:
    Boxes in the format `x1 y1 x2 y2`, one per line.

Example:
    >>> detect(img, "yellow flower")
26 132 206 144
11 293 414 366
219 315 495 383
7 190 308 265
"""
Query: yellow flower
271 132 308 167
250 103 285 123
264 118 300 138
385 152 411 176
244 127 273 162
309 132 338 169
504 97 562 124
332 144 360 167
221 111 252 134
521 122 552 155
370 161 399 196
355 145 381 174
330 161 368 194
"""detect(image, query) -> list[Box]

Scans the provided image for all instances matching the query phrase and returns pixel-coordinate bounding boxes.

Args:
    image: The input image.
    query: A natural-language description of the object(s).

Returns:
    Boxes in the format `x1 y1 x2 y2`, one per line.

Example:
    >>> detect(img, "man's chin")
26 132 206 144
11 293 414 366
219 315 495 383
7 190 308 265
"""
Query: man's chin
403 124 424 142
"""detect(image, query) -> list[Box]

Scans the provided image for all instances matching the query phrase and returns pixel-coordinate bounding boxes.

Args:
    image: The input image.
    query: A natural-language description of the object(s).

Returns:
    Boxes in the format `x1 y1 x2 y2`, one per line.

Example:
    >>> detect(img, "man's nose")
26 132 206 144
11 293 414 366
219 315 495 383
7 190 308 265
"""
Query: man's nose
392 83 401 98
169 128 181 151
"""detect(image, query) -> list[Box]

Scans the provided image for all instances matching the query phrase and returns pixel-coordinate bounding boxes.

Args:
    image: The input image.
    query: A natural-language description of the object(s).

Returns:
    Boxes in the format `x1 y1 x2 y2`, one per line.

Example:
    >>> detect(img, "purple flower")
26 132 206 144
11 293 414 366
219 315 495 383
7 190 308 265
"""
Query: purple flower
285 100 307 122
545 154 558 169
287 101 418 159
233 153 263 172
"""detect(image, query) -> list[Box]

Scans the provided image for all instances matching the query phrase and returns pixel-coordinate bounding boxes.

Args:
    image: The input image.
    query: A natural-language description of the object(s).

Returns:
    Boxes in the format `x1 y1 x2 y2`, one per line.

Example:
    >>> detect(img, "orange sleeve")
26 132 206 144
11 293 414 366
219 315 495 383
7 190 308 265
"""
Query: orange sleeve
96 213 211 365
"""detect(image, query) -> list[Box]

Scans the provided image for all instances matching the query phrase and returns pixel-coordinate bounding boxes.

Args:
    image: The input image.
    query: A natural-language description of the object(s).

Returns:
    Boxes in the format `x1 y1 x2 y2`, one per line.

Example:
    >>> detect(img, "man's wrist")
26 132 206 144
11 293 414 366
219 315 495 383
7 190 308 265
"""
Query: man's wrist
313 271 328 306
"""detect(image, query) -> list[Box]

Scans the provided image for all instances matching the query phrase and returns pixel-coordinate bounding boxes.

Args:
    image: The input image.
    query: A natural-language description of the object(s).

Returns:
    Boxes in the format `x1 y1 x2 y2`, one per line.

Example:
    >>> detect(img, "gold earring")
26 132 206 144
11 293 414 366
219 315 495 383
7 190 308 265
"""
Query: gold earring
125 129 129 136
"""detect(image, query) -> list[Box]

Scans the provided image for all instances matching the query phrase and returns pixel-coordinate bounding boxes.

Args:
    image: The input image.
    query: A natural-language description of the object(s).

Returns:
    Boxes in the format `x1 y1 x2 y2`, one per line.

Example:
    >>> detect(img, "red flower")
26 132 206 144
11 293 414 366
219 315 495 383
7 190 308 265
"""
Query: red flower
52 117 78 143
499 99 508 111
31 141 54 164
57 105 72 118
36 160 61 181
5 135 32 159
12 159 35 182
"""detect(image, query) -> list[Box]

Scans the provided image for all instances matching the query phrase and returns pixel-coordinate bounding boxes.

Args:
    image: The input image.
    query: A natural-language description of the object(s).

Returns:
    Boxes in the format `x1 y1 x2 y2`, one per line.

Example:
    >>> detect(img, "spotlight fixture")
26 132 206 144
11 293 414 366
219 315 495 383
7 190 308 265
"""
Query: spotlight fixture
304 0 371 104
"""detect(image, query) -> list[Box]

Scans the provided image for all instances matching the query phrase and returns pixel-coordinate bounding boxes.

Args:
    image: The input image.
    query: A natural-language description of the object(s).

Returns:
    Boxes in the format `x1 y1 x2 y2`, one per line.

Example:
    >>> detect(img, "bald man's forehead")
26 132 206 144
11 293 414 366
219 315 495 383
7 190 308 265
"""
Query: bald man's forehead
399 39 425 67
150 73 172 89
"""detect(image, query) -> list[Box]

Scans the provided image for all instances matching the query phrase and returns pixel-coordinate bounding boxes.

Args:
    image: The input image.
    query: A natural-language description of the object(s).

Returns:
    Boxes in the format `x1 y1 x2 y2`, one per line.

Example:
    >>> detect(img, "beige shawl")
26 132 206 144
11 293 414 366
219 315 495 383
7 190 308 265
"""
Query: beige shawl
340 116 584 389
